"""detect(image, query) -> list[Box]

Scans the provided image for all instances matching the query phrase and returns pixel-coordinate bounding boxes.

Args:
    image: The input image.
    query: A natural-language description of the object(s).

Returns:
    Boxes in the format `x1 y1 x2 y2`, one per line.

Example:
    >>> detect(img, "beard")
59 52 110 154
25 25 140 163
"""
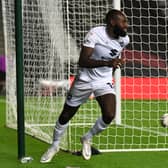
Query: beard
113 25 127 38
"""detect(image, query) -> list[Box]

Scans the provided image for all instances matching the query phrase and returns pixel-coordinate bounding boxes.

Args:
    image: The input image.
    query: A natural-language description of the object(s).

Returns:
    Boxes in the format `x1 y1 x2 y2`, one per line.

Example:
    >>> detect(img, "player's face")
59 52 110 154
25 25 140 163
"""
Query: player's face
111 14 128 38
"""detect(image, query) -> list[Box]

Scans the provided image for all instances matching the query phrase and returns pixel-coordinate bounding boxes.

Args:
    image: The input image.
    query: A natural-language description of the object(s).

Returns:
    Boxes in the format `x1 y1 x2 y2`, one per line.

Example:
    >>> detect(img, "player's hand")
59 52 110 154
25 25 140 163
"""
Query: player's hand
107 58 125 68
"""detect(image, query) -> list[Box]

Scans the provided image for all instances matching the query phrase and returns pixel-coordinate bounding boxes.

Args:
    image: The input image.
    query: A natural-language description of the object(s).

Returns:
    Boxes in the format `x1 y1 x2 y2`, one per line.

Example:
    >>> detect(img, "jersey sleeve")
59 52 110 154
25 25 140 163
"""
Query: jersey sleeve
83 28 98 48
123 35 130 47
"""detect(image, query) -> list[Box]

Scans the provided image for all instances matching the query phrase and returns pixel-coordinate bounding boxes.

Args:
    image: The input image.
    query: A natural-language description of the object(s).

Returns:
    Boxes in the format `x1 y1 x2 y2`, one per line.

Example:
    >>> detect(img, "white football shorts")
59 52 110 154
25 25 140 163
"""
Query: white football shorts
65 78 115 107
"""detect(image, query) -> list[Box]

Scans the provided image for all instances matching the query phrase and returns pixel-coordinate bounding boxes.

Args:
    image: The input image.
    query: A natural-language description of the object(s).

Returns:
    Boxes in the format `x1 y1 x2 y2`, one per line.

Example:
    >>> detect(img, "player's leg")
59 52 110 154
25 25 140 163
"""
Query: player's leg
81 93 116 160
40 79 92 163
96 93 116 124
83 94 116 139
40 104 79 163
52 103 80 145
81 80 116 160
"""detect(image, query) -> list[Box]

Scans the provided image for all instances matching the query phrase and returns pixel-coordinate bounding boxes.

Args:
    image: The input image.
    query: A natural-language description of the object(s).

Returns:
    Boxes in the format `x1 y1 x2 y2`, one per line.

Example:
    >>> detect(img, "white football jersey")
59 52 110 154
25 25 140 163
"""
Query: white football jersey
78 26 130 82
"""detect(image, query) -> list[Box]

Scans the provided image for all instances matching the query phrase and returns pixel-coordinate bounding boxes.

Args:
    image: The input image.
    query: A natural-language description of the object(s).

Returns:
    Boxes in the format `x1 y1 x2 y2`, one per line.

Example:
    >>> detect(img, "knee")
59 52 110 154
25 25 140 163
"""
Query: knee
102 111 115 124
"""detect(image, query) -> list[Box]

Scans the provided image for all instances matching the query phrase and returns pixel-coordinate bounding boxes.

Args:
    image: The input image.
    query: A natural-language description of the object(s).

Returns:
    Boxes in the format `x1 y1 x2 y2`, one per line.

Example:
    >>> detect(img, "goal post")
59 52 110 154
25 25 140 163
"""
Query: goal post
113 0 121 125
2 0 168 155
14 0 25 160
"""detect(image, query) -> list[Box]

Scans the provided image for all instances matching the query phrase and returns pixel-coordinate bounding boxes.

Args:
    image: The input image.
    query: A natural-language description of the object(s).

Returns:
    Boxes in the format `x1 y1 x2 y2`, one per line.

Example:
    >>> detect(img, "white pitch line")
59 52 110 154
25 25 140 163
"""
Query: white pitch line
26 123 168 137
122 124 168 136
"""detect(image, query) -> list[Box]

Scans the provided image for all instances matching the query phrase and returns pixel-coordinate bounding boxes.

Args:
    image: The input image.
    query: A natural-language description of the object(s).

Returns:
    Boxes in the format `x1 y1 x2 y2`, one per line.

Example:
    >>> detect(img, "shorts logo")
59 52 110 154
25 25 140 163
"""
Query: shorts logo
106 82 113 89
67 93 72 100
84 39 91 44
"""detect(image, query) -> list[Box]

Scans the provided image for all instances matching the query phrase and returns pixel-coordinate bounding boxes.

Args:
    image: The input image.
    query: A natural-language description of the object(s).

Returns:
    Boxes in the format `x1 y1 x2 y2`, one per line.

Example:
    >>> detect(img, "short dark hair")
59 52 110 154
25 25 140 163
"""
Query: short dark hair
105 9 124 25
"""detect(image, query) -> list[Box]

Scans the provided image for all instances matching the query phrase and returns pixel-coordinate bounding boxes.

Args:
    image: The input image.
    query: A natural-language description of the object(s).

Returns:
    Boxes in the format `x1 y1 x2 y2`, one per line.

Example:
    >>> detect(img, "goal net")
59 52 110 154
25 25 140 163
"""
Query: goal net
2 0 168 152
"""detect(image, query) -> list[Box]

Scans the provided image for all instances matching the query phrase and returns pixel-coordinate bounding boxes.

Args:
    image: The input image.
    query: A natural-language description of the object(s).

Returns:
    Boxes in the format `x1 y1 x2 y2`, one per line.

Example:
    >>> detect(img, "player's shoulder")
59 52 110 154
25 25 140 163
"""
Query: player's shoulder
83 26 105 47
119 35 130 47
89 26 105 34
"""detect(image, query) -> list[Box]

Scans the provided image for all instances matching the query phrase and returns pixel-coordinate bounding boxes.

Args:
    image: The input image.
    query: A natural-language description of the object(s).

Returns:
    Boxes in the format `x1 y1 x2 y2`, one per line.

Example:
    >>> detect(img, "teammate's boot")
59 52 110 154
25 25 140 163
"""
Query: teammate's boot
40 145 59 163
80 137 91 160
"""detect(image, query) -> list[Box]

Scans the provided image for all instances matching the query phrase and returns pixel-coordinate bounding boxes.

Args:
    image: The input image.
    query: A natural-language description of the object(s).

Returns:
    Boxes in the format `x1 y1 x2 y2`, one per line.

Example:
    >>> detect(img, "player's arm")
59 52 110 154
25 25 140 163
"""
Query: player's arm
78 46 124 68
78 46 109 68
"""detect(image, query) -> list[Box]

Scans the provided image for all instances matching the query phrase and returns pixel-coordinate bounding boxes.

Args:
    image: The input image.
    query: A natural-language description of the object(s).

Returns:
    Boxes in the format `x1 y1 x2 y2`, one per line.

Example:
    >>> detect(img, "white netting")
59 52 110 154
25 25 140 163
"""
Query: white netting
120 0 168 151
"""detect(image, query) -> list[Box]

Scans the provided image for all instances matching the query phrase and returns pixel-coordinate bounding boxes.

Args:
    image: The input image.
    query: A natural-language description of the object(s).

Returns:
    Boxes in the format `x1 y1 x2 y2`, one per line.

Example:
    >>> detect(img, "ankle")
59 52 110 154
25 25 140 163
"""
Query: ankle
52 141 59 148
81 136 92 142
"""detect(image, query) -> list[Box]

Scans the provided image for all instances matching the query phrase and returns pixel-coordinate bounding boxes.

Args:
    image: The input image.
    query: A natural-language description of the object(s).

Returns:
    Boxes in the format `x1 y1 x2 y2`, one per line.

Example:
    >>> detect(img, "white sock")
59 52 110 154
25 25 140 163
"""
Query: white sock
82 117 108 140
52 120 69 148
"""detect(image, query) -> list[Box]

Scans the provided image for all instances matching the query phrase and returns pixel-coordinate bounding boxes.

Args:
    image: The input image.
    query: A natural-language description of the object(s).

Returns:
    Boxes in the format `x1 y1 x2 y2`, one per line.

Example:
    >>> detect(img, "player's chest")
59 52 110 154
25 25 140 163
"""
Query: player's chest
94 40 123 59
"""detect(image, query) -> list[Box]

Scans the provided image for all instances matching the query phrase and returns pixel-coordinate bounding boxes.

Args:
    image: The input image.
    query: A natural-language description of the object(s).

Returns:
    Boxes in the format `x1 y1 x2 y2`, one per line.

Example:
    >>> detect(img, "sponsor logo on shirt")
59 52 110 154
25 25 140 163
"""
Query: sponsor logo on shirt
109 49 118 57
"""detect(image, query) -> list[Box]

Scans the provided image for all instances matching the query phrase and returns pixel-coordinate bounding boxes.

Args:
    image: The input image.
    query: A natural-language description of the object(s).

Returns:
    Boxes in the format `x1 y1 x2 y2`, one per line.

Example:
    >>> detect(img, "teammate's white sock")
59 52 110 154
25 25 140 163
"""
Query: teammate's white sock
52 120 69 147
82 117 108 140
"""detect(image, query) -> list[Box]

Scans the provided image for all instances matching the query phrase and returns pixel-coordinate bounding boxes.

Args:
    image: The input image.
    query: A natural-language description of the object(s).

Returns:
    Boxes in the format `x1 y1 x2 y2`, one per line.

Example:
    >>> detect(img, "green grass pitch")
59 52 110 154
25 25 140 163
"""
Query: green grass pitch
24 97 168 151
1 96 168 168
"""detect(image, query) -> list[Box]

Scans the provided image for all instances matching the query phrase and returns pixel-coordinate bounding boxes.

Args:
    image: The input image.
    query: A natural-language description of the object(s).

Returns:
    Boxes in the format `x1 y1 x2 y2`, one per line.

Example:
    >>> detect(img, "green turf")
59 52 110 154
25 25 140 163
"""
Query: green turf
1 96 168 168
18 97 168 151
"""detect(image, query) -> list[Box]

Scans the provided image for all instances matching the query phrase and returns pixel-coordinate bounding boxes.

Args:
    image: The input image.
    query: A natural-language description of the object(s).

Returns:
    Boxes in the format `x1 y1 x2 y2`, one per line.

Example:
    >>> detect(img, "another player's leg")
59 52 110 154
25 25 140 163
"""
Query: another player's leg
40 104 79 163
81 94 116 160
